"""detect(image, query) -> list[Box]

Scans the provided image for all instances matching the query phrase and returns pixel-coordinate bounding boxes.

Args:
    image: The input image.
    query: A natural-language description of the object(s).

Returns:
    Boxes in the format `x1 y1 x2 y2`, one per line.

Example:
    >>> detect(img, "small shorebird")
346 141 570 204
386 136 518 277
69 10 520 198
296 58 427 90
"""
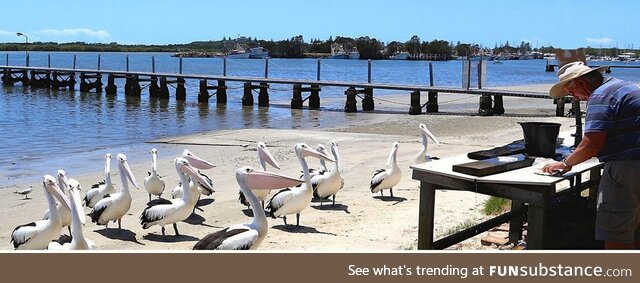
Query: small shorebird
14 186 33 199
370 142 401 197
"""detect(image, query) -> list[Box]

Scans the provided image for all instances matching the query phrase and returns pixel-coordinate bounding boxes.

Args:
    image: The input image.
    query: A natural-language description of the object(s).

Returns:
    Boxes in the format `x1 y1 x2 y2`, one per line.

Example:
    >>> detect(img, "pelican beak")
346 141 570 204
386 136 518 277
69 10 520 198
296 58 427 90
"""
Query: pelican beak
258 145 280 170
184 152 215 170
182 163 214 192
246 170 303 191
421 125 440 145
69 185 86 225
121 160 140 189
45 178 71 211
302 146 335 162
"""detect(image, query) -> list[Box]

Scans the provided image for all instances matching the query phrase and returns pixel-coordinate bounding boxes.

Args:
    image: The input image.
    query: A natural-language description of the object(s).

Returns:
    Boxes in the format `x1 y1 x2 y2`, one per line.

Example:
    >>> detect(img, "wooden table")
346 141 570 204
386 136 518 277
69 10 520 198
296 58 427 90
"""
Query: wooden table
410 142 603 250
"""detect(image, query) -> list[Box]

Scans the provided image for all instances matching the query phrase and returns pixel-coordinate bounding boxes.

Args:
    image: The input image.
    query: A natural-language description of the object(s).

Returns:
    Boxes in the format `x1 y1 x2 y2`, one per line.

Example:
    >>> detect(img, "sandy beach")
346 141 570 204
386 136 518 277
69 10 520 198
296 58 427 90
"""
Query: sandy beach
0 83 577 250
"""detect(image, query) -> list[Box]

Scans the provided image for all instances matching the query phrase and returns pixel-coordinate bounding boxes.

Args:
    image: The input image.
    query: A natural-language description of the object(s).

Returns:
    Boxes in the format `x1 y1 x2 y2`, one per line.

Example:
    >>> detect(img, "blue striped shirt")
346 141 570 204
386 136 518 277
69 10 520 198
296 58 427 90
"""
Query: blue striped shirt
585 78 640 161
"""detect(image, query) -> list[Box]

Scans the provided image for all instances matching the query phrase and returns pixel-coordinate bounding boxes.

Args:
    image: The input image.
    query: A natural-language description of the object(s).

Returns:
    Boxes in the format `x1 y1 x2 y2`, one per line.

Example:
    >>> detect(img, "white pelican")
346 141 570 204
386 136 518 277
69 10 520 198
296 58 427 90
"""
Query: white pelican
140 154 215 236
170 149 215 200
84 153 116 208
14 186 33 199
10 175 71 250
414 123 440 164
144 148 166 201
193 167 303 250
89 153 139 231
370 142 401 197
239 142 280 208
312 140 345 205
48 178 95 250
43 170 78 234
267 143 334 226
308 144 328 176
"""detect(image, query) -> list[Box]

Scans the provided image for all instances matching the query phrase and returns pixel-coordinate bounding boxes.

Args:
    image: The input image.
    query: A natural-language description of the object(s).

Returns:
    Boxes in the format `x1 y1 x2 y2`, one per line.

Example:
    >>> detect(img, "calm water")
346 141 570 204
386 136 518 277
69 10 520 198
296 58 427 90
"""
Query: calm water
2 51 639 187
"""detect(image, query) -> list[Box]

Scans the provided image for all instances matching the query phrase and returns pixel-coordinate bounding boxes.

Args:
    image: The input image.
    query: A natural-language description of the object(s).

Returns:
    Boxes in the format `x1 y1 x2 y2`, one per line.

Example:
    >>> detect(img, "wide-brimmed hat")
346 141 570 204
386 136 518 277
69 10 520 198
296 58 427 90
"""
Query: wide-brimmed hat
549 61 608 98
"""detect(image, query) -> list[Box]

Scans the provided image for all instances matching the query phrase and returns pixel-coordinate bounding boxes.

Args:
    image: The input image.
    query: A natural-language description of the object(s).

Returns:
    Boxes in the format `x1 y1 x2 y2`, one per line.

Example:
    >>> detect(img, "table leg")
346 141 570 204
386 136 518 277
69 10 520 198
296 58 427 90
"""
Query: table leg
509 200 526 244
418 182 436 249
527 203 547 249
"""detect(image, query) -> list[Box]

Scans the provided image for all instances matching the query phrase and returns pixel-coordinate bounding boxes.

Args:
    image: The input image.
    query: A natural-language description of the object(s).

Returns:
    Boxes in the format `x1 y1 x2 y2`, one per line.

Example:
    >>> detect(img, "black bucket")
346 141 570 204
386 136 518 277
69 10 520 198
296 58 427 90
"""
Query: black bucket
519 122 561 158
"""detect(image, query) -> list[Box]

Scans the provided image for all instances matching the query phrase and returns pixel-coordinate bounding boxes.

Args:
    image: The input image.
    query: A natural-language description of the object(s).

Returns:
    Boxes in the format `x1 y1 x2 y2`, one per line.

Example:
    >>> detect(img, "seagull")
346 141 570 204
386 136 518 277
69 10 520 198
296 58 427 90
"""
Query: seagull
15 186 33 199
193 167 303 250
414 123 440 164
370 142 401 197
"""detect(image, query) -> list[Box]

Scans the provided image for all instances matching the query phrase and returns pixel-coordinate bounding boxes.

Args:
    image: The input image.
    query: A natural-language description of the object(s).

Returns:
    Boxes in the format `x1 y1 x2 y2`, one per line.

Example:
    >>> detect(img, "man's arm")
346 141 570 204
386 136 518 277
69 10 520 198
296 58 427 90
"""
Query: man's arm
542 131 607 174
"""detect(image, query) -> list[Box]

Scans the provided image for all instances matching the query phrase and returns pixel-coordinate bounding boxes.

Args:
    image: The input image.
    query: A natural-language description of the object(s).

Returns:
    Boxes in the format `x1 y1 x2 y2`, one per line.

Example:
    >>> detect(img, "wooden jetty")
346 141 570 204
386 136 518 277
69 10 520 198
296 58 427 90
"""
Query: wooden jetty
545 60 640 72
1 60 566 116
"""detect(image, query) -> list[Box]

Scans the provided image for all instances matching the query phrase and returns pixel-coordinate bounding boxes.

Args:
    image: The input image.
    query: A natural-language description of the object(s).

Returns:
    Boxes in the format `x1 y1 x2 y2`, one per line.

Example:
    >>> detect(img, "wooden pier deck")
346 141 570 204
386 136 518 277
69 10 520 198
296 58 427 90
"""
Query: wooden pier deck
1 65 564 116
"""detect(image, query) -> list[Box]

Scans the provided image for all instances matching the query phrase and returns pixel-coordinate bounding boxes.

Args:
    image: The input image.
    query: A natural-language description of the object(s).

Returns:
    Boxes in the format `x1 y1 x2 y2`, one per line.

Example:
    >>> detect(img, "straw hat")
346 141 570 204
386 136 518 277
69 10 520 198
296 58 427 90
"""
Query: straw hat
549 61 608 98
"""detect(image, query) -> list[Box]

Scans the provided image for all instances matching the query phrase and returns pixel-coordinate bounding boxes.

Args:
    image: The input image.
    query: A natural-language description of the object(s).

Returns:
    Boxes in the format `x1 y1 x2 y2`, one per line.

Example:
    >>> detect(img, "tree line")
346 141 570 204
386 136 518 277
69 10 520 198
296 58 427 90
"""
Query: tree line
0 36 635 59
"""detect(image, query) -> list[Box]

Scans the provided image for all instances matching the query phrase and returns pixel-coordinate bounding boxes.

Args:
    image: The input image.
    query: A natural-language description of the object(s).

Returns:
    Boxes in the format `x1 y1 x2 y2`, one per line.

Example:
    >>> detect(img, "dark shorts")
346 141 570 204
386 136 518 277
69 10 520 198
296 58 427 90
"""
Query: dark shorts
596 160 640 243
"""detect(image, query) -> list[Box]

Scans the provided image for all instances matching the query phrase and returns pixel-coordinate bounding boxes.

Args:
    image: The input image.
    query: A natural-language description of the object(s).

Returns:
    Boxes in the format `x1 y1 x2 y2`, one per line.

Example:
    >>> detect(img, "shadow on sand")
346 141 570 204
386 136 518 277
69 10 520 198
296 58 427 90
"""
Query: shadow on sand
94 228 144 245
182 213 217 228
142 233 199 243
271 224 337 236
373 196 407 205
311 203 350 214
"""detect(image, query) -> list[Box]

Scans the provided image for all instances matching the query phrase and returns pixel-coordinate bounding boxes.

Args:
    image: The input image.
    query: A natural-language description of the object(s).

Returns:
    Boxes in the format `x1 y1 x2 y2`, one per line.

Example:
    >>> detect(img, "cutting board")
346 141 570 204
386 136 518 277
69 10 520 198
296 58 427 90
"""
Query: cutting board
452 154 535 177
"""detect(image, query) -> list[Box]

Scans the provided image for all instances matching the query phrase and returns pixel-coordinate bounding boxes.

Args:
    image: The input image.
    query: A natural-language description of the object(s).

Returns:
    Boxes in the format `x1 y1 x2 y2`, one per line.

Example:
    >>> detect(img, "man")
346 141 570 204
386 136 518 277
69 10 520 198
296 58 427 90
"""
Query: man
542 61 640 249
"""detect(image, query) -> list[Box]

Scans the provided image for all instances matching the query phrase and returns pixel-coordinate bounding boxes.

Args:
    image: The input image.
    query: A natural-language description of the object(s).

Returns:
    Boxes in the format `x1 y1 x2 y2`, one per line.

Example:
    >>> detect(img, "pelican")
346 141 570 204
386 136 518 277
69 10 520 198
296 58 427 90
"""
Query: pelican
48 178 95 250
170 149 215 200
239 142 280 208
308 144 328 177
14 186 33 199
90 153 139 231
84 153 116 208
144 148 166 201
10 175 71 250
370 142 401 197
43 170 77 234
140 154 215 236
414 123 440 164
194 167 304 250
267 143 334 226
312 140 345 206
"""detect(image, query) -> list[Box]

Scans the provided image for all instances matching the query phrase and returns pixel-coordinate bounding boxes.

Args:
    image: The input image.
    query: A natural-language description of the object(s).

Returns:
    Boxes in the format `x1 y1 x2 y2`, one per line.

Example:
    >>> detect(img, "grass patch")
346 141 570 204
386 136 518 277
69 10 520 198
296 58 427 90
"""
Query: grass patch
483 197 511 215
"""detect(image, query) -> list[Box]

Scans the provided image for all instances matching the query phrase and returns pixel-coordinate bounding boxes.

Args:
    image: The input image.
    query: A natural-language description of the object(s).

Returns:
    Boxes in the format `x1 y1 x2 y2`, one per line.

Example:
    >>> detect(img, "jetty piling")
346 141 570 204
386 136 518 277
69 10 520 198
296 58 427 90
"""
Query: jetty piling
426 62 438 113
344 87 357 112
79 73 103 92
409 91 422 115
30 70 51 88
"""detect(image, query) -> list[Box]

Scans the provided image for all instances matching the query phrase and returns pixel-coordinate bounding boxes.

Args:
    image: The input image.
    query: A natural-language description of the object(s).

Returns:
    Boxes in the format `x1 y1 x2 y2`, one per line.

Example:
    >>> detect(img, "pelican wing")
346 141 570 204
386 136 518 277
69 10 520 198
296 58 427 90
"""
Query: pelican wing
91 180 105 189
10 222 41 249
193 226 255 250
196 172 214 195
266 188 293 217
140 200 177 229
47 241 63 250
90 196 115 224
370 169 387 192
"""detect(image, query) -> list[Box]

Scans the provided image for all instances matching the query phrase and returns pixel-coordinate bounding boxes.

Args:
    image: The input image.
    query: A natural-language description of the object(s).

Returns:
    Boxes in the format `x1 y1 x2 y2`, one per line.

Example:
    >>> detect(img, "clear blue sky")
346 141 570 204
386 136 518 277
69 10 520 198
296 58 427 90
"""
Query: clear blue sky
1 0 638 49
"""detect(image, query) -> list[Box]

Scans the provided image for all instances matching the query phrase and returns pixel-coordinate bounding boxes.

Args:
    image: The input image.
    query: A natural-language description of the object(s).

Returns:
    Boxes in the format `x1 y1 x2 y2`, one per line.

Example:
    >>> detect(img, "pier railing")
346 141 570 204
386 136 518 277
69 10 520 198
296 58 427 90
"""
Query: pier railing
1 63 564 117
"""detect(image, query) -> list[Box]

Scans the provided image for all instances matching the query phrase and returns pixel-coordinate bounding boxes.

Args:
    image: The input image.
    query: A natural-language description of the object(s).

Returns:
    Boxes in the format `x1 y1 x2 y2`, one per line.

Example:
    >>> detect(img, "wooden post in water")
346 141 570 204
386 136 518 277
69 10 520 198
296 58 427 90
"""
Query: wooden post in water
223 57 227 76
175 77 186 100
5 53 8 65
258 82 269 107
317 59 321 81
367 59 372 83
242 82 254 106
131 75 141 96
198 79 209 103
149 76 159 97
152 56 156 73
409 90 422 115
309 84 320 109
124 76 132 95
26 52 29 67
97 55 101 70
48 54 51 68
159 76 170 99
362 88 374 111
217 80 227 104
478 95 494 116
344 87 357 112
426 62 438 113
291 84 303 109
72 54 76 69
179 57 183 74
80 73 88 92
264 58 269 78
126 55 130 72
105 74 116 94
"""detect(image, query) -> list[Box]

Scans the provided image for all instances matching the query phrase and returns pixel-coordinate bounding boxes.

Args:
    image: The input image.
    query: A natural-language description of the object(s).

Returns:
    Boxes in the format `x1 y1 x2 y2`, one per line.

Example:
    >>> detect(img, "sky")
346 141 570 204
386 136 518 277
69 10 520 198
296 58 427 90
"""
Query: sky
1 0 639 49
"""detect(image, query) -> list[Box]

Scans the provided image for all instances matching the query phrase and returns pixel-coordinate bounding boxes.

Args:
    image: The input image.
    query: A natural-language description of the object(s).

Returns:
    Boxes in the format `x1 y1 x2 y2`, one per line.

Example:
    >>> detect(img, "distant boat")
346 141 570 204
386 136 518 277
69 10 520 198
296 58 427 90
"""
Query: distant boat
226 44 251 59
330 43 348 59
348 48 360 59
542 53 556 60
389 52 409 60
249 47 269 59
